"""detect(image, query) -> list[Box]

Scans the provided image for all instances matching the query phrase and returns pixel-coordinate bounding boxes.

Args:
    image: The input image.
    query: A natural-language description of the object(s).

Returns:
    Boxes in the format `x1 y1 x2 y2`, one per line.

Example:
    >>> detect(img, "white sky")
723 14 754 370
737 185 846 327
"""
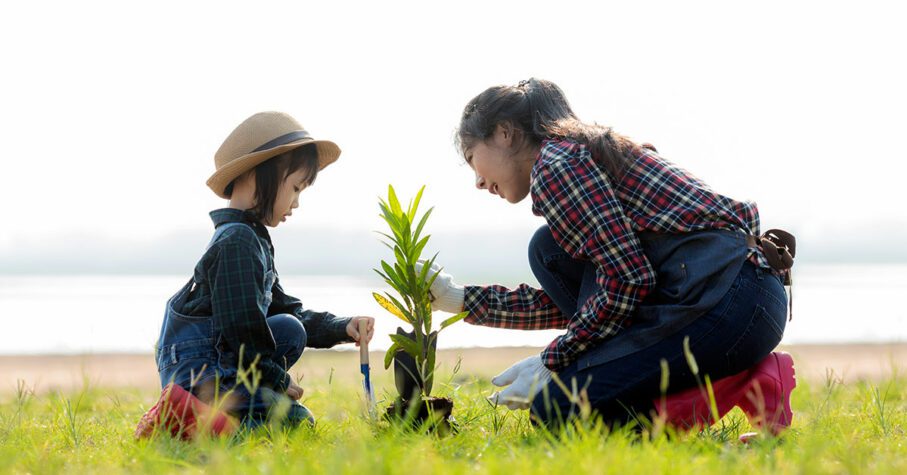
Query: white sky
1 0 905 266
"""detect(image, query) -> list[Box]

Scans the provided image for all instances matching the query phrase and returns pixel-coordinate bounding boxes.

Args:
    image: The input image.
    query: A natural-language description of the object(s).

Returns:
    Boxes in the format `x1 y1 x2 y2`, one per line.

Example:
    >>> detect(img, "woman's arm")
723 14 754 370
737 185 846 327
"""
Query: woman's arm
530 140 657 371
463 283 570 330
417 260 570 330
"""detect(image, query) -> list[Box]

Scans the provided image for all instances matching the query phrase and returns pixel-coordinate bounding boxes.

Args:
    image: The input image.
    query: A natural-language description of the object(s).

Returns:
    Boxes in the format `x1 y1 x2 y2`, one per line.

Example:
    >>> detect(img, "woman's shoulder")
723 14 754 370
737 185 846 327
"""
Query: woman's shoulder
540 137 585 161
535 138 594 174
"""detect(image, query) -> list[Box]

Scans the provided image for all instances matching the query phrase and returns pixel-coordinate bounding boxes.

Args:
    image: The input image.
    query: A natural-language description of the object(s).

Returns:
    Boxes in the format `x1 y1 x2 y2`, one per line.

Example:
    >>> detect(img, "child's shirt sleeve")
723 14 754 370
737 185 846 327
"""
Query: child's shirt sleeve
210 239 291 392
269 277 353 348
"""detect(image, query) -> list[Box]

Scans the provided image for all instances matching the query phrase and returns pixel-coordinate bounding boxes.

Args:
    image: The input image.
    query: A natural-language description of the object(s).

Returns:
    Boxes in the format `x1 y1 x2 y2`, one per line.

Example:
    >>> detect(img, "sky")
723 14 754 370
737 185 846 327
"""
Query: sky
1 0 906 278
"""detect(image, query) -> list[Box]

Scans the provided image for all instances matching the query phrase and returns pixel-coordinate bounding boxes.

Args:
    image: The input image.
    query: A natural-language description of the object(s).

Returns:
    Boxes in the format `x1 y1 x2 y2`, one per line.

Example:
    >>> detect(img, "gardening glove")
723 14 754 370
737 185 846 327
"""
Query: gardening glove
414 260 465 313
488 354 552 410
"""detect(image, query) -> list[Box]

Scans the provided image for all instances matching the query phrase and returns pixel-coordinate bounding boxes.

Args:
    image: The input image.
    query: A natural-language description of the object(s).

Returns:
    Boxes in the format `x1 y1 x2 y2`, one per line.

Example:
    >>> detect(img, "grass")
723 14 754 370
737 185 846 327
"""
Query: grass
0 362 905 474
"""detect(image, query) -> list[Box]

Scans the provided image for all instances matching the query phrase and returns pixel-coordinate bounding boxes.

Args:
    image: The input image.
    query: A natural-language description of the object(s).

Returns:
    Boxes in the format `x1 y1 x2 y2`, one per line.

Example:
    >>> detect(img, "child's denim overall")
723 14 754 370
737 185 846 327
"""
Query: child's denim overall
155 222 312 428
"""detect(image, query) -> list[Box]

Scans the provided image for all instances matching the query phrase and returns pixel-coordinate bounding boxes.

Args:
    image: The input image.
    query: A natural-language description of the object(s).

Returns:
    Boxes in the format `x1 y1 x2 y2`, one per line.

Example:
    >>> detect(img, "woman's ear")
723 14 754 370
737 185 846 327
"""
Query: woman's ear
494 122 515 149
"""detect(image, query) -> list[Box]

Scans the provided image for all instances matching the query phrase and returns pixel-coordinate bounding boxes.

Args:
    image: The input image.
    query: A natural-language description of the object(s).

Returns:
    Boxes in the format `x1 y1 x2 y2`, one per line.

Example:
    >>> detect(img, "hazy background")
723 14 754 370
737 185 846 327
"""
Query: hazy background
1 1 905 353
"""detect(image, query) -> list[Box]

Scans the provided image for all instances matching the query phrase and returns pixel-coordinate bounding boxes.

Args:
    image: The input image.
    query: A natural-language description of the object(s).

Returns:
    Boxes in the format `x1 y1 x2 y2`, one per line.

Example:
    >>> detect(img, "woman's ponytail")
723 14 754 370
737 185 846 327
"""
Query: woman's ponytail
457 78 633 179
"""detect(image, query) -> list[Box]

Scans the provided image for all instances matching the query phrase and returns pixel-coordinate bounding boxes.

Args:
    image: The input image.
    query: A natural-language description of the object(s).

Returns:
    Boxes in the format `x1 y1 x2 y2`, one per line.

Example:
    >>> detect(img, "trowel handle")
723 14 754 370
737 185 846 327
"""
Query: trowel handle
358 319 369 365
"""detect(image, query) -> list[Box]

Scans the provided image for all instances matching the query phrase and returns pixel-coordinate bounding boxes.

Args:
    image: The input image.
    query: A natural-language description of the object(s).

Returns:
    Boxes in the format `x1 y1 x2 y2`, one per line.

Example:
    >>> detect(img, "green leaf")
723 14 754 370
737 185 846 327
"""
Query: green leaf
394 246 408 269
373 269 404 295
381 261 402 287
425 253 442 289
384 292 414 321
388 185 402 216
408 185 425 222
411 234 431 263
440 311 469 330
393 263 410 293
372 292 411 323
400 213 412 250
380 211 406 244
412 207 433 243
375 231 399 248
389 333 419 359
384 342 400 369
418 254 436 286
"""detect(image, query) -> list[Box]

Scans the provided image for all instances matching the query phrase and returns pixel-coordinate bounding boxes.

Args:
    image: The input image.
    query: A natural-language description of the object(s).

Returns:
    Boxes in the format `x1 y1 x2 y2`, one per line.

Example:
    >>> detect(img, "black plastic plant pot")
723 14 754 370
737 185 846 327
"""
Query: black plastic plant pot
392 327 437 399
385 396 455 435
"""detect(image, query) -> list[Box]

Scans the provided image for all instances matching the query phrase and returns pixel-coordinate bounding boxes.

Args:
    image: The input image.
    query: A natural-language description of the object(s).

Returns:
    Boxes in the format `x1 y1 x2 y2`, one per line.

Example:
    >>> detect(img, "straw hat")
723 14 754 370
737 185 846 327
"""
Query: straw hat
207 111 341 198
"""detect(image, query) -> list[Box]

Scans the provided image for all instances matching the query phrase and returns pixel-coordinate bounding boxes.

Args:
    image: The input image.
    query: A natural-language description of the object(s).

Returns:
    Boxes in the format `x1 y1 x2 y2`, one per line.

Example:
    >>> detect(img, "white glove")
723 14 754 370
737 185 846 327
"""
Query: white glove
414 260 465 313
488 354 552 410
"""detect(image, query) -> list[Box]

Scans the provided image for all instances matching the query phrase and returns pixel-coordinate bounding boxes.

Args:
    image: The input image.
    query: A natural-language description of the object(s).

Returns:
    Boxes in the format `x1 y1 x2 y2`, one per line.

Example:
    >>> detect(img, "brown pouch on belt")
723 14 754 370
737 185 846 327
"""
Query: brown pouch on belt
746 229 795 283
761 229 796 281
747 229 796 320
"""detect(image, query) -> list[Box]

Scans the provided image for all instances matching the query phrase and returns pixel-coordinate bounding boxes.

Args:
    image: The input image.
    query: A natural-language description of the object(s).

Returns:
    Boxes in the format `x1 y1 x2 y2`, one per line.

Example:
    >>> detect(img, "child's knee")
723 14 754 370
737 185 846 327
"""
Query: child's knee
267 314 307 350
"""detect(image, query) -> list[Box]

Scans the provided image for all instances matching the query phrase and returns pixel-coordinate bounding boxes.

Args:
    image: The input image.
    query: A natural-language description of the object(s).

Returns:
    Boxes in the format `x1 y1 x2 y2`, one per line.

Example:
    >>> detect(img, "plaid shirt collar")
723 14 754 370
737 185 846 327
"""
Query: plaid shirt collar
209 208 273 250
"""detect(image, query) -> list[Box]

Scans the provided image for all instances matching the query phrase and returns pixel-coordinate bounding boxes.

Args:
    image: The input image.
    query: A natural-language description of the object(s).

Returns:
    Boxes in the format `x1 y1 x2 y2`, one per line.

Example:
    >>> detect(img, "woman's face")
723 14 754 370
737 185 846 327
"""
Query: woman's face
266 168 310 227
464 125 536 204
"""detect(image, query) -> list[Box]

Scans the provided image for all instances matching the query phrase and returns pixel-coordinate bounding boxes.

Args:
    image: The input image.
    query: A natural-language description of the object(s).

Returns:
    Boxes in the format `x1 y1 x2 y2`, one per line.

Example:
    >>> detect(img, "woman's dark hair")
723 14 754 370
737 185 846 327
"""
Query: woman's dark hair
224 143 320 223
456 78 634 178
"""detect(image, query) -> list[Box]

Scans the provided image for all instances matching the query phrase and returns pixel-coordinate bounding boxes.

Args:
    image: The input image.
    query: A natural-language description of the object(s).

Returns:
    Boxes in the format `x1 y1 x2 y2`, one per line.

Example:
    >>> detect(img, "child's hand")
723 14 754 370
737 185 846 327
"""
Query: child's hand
287 379 304 400
346 316 375 346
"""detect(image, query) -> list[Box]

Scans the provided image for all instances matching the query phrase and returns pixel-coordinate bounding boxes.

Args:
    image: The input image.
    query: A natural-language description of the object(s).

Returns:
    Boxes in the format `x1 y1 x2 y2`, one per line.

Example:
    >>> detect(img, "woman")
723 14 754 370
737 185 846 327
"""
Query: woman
424 79 796 433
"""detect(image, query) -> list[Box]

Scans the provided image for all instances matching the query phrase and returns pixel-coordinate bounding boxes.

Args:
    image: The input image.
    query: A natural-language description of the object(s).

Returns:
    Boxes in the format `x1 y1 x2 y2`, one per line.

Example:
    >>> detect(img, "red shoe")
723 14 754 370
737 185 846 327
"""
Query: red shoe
135 383 237 440
736 352 796 435
654 373 744 431
654 352 796 435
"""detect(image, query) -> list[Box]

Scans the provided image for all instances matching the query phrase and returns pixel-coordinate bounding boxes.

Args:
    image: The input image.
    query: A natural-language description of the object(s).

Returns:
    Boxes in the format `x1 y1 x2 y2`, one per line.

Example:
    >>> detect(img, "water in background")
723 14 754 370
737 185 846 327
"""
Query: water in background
0 264 905 354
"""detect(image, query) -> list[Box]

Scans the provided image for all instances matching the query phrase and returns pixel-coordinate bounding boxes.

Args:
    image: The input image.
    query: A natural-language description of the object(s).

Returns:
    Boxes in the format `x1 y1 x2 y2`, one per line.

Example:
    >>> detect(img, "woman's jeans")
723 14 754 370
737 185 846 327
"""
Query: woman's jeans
526 225 788 427
156 279 311 428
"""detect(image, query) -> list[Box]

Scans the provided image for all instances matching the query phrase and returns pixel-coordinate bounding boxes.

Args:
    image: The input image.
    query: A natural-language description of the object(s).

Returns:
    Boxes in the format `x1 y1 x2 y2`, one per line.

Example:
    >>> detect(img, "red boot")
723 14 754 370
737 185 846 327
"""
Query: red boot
654 352 796 435
736 352 796 435
135 383 238 440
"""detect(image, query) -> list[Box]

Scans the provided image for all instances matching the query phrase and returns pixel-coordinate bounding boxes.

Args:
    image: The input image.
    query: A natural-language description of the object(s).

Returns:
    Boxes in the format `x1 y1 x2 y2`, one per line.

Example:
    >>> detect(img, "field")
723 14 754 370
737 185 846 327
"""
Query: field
0 346 905 474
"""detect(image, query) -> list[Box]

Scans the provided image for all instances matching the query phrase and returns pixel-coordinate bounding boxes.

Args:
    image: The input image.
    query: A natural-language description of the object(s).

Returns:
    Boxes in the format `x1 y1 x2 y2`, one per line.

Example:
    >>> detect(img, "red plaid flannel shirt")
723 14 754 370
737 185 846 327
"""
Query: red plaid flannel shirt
464 139 766 371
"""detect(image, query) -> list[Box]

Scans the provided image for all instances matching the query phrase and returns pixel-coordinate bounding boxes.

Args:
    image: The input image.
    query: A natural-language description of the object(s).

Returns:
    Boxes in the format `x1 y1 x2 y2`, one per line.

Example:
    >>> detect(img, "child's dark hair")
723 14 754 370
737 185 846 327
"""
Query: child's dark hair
225 144 319 223
456 78 634 178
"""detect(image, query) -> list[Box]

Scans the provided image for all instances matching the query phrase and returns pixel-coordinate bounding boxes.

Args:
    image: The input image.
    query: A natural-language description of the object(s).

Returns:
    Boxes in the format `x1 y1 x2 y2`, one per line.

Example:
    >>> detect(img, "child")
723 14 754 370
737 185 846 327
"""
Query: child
137 111 375 438
423 79 796 435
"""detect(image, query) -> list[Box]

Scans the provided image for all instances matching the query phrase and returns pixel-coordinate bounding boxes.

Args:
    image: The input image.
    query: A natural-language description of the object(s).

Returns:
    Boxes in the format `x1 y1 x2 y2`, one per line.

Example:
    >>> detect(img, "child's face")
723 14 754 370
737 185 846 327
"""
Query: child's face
267 168 310 227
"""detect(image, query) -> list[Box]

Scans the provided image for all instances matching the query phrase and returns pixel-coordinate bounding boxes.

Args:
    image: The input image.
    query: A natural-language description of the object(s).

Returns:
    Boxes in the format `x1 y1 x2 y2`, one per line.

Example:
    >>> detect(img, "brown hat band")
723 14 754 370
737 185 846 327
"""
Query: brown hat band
252 130 313 153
